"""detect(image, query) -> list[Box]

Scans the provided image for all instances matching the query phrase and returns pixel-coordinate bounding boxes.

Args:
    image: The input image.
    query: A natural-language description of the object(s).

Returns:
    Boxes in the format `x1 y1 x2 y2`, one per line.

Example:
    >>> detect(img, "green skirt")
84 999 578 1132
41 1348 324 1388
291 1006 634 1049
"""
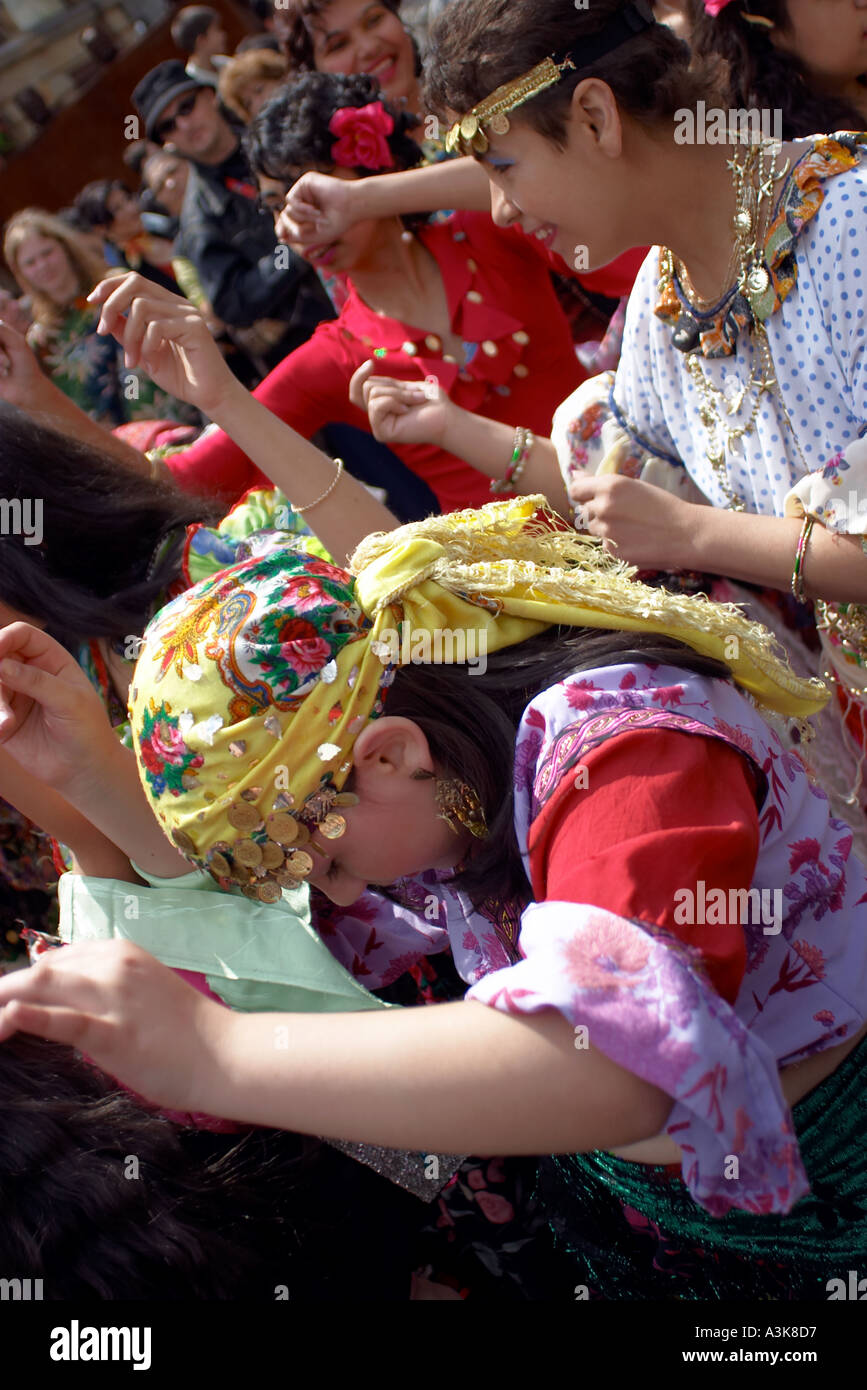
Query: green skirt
540 1029 867 1299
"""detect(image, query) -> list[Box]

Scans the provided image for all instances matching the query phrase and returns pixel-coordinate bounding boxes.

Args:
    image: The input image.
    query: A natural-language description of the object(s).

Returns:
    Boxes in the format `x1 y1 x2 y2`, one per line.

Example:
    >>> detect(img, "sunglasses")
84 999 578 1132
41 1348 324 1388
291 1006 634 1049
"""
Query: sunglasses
155 91 200 144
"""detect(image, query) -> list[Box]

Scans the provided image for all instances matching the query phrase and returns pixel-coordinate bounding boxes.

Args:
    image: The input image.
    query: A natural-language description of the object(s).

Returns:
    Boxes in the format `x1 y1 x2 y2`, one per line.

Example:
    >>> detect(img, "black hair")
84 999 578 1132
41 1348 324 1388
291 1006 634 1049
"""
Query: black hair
73 179 133 231
276 0 422 79
0 401 218 651
122 138 153 177
384 626 732 906
236 32 282 53
686 0 866 138
243 69 422 182
0 1032 424 1298
172 5 221 56
53 206 92 236
424 0 726 147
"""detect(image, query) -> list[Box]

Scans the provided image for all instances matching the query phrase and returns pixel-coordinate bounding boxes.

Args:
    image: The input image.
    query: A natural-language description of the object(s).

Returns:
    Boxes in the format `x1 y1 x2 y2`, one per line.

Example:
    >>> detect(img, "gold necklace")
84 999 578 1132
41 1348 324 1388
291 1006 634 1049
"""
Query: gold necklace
665 138 793 510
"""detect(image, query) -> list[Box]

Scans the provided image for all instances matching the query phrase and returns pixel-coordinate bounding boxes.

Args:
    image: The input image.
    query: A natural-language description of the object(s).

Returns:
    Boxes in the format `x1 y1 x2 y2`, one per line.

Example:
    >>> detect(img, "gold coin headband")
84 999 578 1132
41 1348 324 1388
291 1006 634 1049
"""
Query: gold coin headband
443 0 656 157
129 498 827 900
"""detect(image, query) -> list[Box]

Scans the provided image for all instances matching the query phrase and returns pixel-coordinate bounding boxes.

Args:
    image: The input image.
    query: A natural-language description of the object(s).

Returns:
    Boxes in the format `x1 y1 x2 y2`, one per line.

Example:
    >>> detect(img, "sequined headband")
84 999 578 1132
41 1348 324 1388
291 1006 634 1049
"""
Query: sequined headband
443 0 656 157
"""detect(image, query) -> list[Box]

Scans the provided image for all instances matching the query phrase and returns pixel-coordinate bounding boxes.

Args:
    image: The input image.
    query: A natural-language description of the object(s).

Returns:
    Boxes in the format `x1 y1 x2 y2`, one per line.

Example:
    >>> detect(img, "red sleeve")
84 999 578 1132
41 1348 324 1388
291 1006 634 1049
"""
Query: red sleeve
527 729 761 1004
165 327 355 503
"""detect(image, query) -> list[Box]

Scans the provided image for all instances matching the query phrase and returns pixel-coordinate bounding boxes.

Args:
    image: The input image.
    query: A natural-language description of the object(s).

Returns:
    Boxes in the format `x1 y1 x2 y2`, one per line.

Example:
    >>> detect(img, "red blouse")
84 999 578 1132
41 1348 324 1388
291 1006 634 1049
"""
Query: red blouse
527 729 761 1004
167 211 611 513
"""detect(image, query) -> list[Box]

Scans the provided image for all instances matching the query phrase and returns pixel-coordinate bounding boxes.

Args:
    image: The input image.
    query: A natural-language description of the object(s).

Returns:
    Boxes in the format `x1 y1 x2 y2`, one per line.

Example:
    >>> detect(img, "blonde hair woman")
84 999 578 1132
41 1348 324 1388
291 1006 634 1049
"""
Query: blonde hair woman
3 209 200 430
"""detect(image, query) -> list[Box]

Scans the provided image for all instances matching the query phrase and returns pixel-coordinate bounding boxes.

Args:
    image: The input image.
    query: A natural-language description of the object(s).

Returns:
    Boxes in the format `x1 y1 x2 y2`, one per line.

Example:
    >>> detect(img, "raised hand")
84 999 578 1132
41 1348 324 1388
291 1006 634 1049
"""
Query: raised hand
568 472 696 569
349 361 453 448
0 622 116 794
0 318 54 411
87 273 236 418
275 170 358 251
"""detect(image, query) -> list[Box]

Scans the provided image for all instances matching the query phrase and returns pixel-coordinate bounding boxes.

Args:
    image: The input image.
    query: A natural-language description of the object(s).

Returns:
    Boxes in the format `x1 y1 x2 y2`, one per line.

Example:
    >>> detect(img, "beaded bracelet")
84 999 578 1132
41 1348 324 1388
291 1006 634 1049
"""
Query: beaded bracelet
490 426 533 494
291 458 345 515
791 514 815 603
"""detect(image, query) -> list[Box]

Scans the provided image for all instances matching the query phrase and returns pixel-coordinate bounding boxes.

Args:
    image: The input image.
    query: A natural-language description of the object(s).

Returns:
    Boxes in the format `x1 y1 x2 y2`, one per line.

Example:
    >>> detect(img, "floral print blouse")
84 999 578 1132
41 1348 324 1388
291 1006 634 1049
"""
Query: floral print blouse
29 299 201 429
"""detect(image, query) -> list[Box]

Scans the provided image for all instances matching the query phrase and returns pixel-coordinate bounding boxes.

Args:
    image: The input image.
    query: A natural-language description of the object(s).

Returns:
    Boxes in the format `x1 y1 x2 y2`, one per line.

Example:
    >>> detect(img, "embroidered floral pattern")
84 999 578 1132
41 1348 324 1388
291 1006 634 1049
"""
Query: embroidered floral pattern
474 662 867 1215
138 702 204 798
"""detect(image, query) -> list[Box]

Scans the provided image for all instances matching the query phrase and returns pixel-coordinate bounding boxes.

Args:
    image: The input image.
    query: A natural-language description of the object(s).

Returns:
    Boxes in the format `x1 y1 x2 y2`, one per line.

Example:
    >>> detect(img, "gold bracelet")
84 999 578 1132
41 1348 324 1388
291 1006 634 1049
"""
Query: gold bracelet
291 458 344 515
791 514 816 603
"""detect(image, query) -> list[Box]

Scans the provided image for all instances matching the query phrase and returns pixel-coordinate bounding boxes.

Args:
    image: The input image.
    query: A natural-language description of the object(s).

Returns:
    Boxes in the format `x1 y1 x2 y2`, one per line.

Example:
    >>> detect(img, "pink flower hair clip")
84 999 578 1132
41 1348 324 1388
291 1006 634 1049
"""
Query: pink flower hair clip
704 0 775 22
328 102 395 171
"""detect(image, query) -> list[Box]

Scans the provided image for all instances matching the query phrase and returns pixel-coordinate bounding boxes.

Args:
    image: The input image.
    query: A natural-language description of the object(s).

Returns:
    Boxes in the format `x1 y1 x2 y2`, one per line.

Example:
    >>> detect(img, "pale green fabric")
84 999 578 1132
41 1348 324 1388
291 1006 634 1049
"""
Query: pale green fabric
58 867 390 1014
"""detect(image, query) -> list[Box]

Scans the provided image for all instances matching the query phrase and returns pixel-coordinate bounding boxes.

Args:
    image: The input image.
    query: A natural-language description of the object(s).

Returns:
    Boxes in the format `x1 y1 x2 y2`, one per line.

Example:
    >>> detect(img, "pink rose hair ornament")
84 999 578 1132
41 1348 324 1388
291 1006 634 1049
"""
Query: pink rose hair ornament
704 0 775 22
328 102 395 171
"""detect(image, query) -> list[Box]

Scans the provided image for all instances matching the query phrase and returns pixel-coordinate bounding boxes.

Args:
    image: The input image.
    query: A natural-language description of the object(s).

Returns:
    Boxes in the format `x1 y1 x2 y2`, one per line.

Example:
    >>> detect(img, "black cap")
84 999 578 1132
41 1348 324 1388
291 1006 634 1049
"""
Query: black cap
133 60 204 142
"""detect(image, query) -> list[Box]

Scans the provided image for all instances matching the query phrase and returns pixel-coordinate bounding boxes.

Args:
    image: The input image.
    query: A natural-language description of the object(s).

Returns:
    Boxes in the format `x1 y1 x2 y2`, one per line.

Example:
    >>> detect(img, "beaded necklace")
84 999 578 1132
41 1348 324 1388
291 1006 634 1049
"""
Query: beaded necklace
659 138 807 511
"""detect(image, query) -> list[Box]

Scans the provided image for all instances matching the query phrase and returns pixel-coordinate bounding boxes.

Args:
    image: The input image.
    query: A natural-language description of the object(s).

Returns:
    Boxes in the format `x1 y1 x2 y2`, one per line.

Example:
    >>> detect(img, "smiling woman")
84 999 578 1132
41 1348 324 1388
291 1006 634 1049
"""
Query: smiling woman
3 210 200 429
275 0 423 122
160 71 585 514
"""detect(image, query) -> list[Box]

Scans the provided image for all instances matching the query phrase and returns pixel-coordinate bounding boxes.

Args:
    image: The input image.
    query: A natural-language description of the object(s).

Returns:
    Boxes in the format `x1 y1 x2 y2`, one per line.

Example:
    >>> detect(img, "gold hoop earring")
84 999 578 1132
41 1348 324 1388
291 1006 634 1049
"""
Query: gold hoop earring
741 11 775 28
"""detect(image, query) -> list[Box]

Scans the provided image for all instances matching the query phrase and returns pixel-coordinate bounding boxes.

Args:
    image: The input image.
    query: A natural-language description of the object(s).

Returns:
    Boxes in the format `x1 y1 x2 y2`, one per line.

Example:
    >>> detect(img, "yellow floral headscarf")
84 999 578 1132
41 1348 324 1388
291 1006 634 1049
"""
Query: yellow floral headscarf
129 498 827 897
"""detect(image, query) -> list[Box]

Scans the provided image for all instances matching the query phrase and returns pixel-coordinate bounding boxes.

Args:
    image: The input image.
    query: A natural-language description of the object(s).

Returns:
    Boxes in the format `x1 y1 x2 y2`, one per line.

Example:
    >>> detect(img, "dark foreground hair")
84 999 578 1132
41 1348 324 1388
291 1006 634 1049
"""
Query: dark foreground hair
686 0 867 138
244 70 422 182
425 0 725 145
0 1031 423 1299
386 626 733 906
0 402 217 650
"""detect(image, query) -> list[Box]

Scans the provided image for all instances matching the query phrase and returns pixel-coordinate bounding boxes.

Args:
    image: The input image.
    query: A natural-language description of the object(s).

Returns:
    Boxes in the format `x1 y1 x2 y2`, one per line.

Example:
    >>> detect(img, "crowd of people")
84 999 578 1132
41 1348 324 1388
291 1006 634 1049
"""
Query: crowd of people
0 0 866 1304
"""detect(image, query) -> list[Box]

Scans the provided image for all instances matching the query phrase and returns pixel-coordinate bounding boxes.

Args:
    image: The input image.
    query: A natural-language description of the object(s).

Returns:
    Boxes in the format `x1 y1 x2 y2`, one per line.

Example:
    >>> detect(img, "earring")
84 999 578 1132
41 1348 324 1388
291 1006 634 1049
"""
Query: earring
412 769 489 839
741 11 775 27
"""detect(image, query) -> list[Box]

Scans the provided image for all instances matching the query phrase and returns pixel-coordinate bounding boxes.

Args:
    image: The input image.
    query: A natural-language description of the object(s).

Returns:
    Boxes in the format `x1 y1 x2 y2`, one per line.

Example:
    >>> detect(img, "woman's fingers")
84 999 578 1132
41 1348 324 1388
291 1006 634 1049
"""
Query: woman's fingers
347 358 377 409
115 298 196 371
567 473 604 504
0 1001 94 1048
0 622 82 681
90 272 187 344
0 658 75 741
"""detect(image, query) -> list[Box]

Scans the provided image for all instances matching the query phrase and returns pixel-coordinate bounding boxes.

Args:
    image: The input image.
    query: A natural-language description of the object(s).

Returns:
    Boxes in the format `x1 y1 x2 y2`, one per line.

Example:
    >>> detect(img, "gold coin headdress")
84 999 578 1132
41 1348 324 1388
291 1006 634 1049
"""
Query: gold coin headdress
444 0 656 157
128 499 826 896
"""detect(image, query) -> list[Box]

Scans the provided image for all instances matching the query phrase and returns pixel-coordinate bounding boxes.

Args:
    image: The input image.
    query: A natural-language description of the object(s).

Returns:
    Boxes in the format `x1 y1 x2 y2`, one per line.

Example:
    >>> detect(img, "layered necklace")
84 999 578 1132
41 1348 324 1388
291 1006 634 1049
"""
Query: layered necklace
659 138 796 511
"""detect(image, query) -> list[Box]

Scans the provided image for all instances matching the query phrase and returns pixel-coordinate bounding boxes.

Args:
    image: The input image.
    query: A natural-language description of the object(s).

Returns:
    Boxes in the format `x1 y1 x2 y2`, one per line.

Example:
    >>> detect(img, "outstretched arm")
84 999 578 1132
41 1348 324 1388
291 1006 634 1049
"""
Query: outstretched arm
569 473 867 603
0 936 672 1154
276 157 491 252
88 274 399 563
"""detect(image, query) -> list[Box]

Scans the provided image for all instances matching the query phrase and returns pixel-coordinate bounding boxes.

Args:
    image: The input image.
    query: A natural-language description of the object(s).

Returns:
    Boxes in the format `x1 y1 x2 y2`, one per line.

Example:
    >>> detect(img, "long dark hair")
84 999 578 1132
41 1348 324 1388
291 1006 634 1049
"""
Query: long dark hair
385 627 732 905
686 0 866 138
424 0 726 145
0 402 217 650
0 1031 423 1299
